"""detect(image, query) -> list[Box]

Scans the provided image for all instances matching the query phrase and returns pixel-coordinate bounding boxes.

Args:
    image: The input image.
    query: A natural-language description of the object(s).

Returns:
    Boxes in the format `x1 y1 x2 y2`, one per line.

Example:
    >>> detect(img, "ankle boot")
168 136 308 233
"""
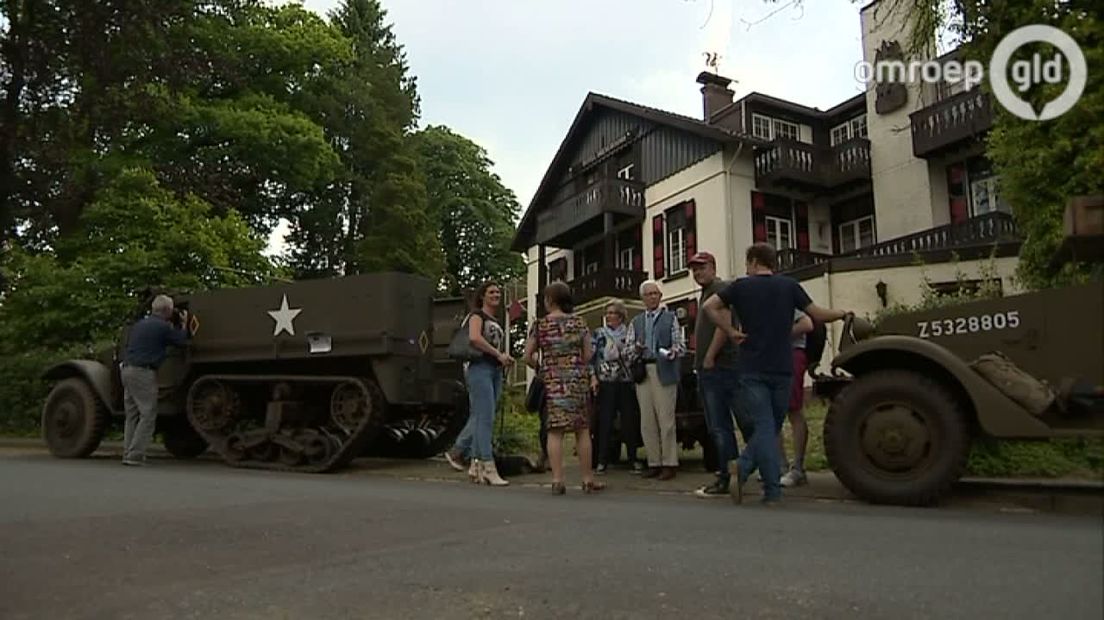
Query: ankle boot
468 458 483 483
481 459 509 486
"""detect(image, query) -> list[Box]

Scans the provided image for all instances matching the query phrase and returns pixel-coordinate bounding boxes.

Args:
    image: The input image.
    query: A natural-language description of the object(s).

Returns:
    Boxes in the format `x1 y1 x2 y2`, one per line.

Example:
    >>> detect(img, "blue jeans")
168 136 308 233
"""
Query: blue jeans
734 372 792 500
698 368 746 479
454 361 502 460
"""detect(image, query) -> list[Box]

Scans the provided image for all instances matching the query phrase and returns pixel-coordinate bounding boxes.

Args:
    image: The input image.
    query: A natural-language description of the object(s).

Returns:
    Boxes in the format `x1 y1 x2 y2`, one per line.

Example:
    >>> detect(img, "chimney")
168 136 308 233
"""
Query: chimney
696 71 735 122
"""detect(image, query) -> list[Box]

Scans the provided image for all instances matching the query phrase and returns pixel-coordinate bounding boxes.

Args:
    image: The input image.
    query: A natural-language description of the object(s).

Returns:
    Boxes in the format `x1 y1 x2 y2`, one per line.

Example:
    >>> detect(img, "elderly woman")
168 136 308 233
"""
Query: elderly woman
625 280 685 480
525 281 604 494
589 300 642 474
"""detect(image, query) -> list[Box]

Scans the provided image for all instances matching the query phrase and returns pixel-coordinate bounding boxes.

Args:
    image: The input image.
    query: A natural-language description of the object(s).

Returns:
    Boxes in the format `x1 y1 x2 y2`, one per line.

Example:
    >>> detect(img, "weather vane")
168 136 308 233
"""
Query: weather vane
703 51 721 72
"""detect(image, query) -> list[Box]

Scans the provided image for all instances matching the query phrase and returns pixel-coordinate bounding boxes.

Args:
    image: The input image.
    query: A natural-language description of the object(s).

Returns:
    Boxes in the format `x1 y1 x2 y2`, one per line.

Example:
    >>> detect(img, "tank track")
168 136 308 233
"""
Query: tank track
185 374 384 474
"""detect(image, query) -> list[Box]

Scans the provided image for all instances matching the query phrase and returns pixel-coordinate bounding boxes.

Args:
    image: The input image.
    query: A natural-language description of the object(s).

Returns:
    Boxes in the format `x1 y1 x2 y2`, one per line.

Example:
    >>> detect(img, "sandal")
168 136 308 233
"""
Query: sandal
581 480 606 494
551 481 566 495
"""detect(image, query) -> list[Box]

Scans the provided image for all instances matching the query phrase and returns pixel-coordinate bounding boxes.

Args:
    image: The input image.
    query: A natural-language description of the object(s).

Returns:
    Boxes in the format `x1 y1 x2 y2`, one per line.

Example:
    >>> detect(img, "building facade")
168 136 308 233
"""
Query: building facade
511 0 1021 375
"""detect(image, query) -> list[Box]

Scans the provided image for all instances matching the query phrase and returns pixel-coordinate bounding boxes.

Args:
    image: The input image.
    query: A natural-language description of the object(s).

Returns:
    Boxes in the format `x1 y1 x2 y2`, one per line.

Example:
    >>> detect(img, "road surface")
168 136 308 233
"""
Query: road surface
1 450 1101 619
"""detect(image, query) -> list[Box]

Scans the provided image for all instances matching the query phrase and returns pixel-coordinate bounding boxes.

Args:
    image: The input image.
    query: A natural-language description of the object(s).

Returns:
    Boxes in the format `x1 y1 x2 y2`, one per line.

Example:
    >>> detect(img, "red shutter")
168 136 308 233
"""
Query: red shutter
652 214 665 278
796 201 810 250
751 191 767 242
947 163 967 224
685 200 697 260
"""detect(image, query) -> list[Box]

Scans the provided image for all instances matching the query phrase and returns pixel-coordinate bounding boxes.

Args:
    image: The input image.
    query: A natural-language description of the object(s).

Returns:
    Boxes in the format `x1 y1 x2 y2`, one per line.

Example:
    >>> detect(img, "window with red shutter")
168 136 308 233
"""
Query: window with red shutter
795 201 810 250
751 191 767 242
652 214 665 278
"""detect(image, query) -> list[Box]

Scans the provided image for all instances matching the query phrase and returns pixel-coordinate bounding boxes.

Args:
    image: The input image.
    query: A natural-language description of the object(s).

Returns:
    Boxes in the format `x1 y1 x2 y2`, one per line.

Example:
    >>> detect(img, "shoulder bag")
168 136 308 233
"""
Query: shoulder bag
447 313 483 361
524 318 546 413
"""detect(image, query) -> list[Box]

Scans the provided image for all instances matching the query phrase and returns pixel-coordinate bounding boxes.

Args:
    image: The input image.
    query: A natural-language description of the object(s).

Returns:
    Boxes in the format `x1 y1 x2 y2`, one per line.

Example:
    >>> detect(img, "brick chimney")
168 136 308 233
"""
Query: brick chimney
697 71 735 122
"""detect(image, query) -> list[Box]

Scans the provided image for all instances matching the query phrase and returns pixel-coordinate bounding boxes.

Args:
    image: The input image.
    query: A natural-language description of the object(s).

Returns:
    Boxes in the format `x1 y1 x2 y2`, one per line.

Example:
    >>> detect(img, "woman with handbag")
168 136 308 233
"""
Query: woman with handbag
444 280 513 486
589 300 643 474
524 281 604 494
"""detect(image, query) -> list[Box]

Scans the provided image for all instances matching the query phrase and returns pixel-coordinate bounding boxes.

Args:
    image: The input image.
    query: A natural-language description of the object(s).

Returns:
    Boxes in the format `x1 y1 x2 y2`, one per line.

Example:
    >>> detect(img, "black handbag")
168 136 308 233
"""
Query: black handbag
630 358 647 384
525 376 545 413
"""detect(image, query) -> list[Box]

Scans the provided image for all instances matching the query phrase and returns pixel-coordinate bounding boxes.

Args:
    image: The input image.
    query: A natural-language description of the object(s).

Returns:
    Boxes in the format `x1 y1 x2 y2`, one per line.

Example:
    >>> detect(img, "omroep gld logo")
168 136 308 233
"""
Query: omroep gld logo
989 24 1088 121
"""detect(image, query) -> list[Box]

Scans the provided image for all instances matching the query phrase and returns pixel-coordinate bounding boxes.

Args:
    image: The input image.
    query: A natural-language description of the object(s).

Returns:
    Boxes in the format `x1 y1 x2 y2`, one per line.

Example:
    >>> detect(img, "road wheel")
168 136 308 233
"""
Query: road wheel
42 378 109 458
162 419 208 459
824 369 971 506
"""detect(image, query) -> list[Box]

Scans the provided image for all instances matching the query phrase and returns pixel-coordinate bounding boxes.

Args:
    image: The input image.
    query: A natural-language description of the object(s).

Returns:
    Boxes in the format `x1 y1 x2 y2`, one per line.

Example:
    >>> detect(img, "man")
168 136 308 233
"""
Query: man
702 243 850 504
780 310 814 486
121 294 191 466
687 251 748 498
626 280 685 480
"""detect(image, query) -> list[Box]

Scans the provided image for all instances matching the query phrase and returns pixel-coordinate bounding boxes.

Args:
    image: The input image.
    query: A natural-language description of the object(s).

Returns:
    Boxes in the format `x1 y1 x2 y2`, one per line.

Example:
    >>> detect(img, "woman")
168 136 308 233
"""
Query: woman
448 281 513 486
525 281 604 494
589 300 642 474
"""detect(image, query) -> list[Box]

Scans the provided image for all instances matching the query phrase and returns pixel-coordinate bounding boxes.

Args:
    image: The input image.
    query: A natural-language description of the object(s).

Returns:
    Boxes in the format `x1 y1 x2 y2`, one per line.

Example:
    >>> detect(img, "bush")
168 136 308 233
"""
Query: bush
0 344 110 437
493 386 542 456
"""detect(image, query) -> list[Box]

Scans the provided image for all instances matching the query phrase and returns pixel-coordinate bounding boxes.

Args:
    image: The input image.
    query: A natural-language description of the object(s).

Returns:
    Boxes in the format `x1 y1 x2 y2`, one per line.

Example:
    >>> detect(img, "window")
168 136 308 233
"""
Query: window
584 261 598 275
831 114 868 145
667 226 686 273
839 216 875 253
966 157 1011 217
773 119 800 142
617 164 635 180
752 114 773 140
617 245 634 271
765 216 793 250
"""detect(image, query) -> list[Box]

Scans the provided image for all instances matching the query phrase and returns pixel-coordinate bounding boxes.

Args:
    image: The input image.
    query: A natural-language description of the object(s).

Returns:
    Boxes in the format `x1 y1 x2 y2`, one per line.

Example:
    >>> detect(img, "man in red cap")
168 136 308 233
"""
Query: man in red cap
688 251 749 498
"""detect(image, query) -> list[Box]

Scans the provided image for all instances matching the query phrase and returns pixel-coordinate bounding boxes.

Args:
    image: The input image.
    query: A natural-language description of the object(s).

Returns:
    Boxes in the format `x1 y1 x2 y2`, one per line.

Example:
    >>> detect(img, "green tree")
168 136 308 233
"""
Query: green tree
413 125 525 295
284 0 442 280
0 168 275 353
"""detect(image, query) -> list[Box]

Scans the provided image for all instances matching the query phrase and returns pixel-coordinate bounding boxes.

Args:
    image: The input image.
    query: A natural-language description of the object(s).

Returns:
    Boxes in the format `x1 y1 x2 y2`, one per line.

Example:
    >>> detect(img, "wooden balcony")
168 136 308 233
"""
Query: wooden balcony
777 248 832 273
754 138 871 194
910 89 993 158
850 212 1018 259
535 178 645 248
570 267 647 307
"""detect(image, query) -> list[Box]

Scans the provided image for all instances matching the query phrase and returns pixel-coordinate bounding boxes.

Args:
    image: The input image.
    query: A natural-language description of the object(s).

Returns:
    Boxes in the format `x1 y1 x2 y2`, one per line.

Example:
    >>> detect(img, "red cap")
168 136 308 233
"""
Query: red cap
688 251 716 266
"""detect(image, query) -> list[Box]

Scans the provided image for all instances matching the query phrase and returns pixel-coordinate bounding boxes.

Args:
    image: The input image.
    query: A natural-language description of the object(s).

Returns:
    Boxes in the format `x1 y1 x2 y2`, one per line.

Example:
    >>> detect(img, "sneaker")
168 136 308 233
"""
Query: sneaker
630 461 645 475
781 468 807 488
694 478 730 499
121 459 144 467
596 464 607 475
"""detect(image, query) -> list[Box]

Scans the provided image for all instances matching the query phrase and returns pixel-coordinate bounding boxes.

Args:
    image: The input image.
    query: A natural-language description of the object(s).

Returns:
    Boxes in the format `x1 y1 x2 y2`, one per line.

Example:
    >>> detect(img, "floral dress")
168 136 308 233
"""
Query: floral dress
530 314 591 431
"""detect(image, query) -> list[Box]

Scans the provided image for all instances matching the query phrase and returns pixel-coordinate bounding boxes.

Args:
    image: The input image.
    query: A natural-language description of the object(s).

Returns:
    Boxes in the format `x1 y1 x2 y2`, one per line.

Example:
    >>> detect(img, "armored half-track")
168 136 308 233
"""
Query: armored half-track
40 272 469 473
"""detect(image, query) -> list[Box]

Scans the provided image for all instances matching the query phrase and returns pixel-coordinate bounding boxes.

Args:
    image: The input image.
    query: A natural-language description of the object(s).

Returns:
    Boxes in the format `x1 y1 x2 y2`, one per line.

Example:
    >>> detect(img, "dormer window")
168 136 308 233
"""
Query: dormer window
752 113 801 142
830 114 868 146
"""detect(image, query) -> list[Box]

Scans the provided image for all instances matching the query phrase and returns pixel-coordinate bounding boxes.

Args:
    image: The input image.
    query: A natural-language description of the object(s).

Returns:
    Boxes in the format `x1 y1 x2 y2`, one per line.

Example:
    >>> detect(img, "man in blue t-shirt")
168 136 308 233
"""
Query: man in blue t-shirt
702 243 850 504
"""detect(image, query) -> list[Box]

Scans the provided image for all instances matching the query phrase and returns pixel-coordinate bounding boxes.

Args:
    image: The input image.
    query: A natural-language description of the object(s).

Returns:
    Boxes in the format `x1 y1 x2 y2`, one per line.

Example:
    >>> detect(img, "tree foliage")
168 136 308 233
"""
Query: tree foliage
413 125 524 295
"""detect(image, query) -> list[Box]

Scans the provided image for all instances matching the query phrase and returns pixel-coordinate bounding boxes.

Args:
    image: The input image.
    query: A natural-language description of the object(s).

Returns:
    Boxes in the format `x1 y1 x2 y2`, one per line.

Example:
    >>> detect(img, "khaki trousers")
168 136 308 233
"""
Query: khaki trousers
634 365 679 467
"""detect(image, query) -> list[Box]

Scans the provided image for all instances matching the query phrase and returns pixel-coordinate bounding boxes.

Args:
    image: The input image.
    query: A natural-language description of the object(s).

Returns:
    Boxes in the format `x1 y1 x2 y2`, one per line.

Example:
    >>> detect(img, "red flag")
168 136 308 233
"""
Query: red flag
508 299 524 322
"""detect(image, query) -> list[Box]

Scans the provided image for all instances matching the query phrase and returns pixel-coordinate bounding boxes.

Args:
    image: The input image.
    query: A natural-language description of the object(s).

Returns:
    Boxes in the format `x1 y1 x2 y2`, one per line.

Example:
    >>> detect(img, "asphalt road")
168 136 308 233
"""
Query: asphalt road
1 451 1101 620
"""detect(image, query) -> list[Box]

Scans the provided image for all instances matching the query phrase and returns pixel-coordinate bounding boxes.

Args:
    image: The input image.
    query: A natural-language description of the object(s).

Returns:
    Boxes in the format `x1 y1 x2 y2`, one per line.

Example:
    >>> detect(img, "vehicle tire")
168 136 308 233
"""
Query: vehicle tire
162 419 208 459
824 369 971 506
42 378 109 458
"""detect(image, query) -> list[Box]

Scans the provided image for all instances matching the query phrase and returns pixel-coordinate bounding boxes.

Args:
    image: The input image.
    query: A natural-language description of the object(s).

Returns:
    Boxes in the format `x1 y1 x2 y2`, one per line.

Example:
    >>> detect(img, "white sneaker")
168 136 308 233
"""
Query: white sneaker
781 469 807 487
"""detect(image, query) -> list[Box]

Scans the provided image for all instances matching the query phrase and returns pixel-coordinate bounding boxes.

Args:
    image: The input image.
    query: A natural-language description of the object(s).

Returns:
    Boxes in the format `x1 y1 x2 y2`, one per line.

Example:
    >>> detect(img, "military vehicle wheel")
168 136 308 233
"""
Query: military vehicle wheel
42 378 109 458
162 420 208 459
824 369 970 506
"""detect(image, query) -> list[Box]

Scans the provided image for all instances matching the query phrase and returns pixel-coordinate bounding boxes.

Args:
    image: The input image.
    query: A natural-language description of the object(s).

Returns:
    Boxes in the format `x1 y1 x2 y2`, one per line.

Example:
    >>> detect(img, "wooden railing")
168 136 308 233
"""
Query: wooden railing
850 211 1018 259
754 138 871 190
536 178 645 245
569 268 647 306
910 88 993 158
776 248 833 272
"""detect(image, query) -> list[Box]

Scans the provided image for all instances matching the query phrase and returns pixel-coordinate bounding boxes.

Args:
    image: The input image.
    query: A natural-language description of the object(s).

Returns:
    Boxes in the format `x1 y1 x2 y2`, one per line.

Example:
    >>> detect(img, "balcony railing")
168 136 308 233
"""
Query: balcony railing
754 138 871 192
570 267 648 307
776 213 1020 276
849 211 1018 259
536 178 645 246
910 88 993 158
776 248 832 272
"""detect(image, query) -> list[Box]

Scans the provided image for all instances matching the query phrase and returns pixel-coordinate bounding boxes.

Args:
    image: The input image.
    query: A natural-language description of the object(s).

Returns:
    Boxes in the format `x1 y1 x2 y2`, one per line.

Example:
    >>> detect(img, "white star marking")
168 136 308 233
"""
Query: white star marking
267 294 302 337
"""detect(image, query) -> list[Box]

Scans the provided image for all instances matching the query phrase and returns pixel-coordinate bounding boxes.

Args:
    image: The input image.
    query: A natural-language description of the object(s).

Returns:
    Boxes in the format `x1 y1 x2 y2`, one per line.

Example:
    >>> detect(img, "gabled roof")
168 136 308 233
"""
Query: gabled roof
511 92 760 252
736 91 866 121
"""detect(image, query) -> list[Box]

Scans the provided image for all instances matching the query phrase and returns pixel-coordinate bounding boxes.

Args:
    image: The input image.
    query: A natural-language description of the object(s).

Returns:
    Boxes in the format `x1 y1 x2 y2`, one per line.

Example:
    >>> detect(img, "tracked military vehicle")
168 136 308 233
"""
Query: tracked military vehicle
40 273 469 473
817 199 1104 506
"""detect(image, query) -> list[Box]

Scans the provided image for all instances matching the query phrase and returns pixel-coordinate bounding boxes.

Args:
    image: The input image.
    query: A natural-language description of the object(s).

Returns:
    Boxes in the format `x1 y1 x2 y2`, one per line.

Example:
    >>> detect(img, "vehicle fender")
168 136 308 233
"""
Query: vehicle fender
42 360 116 413
831 336 1053 438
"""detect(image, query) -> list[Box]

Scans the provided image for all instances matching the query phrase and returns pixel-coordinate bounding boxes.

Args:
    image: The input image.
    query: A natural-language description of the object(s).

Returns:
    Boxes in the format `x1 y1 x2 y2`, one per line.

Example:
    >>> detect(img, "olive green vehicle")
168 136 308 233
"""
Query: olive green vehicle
39 273 470 473
816 280 1104 506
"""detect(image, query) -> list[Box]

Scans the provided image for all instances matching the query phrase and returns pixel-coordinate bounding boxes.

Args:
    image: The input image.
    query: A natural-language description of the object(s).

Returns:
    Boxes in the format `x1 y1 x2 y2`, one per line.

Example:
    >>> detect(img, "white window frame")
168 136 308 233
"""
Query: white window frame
772 119 800 142
831 115 868 146
850 114 868 139
616 245 634 271
616 163 635 180
839 215 875 253
765 216 793 251
584 261 599 275
667 225 686 274
752 113 773 140
968 173 1009 217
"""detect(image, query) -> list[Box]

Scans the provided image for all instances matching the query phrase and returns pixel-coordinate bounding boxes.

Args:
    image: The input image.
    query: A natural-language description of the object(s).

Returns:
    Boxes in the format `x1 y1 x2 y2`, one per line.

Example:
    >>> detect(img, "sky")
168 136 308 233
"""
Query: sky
274 0 870 254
